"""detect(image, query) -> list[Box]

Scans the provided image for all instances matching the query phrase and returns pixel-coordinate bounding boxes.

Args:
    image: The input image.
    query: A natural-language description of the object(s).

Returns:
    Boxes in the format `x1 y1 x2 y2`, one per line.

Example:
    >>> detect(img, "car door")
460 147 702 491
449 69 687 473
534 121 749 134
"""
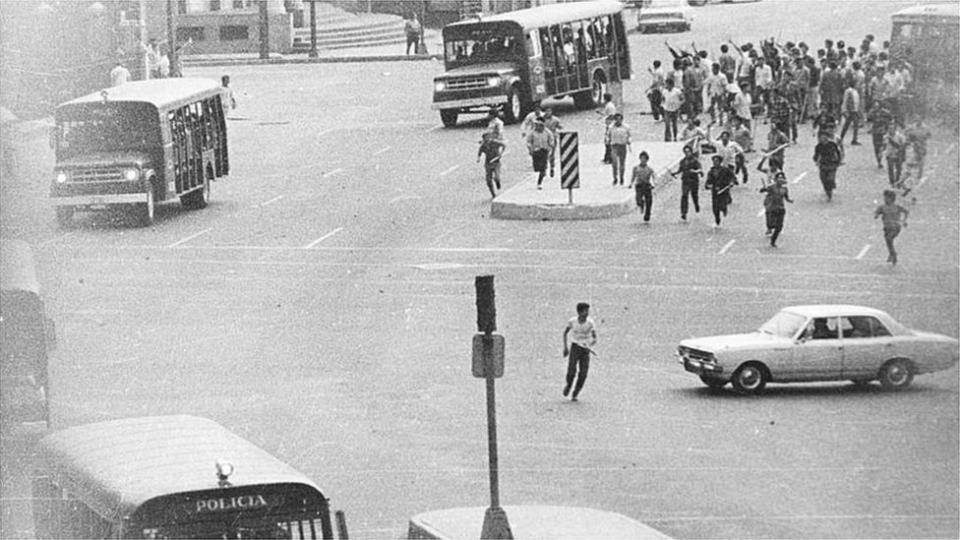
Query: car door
840 315 895 379
788 317 844 381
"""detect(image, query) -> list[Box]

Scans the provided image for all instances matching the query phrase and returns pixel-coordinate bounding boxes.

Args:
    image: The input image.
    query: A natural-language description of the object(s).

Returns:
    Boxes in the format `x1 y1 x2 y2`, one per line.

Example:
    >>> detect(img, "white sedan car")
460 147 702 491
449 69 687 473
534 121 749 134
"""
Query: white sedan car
637 0 693 33
678 305 959 394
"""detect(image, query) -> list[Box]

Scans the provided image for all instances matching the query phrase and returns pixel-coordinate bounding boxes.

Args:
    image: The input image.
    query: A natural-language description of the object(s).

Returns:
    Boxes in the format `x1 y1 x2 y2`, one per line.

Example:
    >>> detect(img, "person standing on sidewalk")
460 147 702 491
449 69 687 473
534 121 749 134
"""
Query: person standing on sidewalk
601 93 617 163
759 171 793 247
629 150 655 223
874 189 908 265
562 302 597 402
606 113 631 186
405 14 422 56
526 119 555 190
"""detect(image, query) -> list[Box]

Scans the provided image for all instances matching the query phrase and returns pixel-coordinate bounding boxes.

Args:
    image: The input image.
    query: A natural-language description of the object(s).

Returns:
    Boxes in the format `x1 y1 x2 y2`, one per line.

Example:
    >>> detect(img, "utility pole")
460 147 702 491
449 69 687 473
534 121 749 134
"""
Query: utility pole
308 0 318 59
259 0 270 60
139 0 149 79
166 0 176 76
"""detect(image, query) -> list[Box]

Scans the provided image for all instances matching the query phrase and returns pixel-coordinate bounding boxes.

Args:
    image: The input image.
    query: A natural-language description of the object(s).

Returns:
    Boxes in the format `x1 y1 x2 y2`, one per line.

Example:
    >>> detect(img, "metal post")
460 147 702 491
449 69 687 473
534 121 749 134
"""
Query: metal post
308 0 318 58
259 0 270 60
485 333 499 508
166 0 176 76
568 187 573 205
139 0 149 79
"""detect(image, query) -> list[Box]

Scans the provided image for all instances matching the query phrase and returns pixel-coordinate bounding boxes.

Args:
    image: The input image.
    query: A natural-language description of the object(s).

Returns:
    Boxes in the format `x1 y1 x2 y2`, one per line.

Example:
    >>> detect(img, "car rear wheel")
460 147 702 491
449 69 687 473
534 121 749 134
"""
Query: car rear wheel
440 109 458 127
731 362 768 394
879 359 914 390
699 376 726 389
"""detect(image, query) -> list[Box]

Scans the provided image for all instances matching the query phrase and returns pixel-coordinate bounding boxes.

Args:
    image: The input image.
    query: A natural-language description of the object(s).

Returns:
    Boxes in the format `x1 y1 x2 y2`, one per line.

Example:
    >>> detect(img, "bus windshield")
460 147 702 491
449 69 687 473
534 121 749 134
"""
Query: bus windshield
56 103 160 158
444 24 523 67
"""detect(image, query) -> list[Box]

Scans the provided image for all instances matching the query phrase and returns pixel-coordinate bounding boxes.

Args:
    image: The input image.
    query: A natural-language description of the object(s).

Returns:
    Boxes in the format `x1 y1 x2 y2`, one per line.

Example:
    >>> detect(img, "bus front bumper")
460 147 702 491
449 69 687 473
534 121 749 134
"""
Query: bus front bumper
432 96 508 111
52 193 147 207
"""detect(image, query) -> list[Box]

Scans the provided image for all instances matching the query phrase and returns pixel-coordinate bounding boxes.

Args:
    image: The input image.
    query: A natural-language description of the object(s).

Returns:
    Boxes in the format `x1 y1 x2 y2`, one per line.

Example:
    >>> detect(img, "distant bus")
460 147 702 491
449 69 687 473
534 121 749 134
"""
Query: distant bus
432 0 632 126
33 415 344 539
50 78 230 227
889 4 959 119
0 239 53 428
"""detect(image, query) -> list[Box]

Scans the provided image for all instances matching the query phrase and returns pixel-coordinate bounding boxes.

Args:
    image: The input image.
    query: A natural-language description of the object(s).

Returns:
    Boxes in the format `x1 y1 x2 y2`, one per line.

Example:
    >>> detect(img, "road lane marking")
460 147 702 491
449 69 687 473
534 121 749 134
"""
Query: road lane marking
302 227 343 249
427 125 444 133
259 195 284 207
855 244 871 260
791 171 807 184
167 228 211 248
438 165 460 177
756 208 765 217
372 146 391 156
322 168 343 178
389 194 422 204
719 239 735 255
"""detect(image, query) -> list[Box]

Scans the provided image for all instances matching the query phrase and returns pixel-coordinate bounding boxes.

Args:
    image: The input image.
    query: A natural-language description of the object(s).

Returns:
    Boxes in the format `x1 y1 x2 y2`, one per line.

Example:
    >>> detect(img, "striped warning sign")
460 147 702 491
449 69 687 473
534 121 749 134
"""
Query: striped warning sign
559 131 579 189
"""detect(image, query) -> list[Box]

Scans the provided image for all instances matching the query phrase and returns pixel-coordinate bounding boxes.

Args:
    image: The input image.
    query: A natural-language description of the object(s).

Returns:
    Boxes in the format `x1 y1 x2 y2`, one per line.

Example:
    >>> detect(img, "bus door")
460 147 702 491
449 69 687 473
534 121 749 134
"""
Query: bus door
549 25 568 94
538 28 557 95
574 20 590 89
525 31 547 103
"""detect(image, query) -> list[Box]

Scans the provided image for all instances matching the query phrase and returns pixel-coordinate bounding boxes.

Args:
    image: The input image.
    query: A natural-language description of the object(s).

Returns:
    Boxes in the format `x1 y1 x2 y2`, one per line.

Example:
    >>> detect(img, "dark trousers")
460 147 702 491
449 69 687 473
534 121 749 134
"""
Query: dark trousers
680 180 699 218
884 224 901 262
840 113 860 143
734 154 748 183
819 166 837 195
648 89 663 120
887 157 903 186
611 144 627 185
711 193 728 225
566 344 591 397
635 184 652 221
406 34 420 55
872 132 885 166
768 208 785 245
664 110 679 141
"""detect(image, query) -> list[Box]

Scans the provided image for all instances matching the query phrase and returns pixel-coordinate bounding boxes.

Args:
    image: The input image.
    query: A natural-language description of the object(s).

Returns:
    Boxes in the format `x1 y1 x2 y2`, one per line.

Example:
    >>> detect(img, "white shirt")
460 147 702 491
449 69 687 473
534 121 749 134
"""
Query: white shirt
755 64 773 89
110 65 130 86
566 316 596 348
662 87 683 112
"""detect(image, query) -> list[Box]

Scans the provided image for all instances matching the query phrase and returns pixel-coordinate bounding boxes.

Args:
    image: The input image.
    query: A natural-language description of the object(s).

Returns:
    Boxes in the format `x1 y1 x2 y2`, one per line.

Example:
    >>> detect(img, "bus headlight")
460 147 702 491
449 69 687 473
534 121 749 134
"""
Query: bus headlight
56 171 68 184
434 81 446 92
123 168 140 181
486 76 501 87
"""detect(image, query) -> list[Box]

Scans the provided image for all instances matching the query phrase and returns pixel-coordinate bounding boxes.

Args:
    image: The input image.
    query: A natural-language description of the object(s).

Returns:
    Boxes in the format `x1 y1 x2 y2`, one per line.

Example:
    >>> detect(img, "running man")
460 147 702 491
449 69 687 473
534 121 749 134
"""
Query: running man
562 302 597 402
874 189 908 265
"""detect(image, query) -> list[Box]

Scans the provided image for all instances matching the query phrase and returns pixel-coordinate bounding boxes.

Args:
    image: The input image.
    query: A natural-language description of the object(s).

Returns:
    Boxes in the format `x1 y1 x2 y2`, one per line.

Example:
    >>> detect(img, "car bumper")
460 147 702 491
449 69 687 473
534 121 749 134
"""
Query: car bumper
678 355 725 376
432 95 508 111
52 193 147 207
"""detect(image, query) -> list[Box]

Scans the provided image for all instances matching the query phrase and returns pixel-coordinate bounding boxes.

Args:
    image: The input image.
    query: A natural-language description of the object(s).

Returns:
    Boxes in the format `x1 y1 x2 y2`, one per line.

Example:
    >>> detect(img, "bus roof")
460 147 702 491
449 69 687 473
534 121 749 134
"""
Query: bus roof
57 78 223 111
0 239 40 294
446 0 625 32
892 4 960 20
36 415 323 520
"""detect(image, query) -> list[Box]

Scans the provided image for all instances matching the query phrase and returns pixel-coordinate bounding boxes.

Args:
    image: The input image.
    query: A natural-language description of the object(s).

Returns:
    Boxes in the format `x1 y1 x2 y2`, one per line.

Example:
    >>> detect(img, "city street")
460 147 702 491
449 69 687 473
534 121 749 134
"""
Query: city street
1 1 957 539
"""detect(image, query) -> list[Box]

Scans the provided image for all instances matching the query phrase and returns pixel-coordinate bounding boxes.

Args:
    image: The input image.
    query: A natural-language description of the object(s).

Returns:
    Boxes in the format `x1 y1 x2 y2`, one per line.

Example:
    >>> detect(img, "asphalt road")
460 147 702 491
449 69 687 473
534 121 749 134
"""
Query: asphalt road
1 1 957 539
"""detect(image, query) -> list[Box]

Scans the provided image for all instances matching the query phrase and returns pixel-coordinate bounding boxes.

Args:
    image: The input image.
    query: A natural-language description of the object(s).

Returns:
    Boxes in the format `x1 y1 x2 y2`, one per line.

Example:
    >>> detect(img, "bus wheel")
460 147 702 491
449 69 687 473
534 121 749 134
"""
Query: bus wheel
440 109 458 127
503 86 523 124
137 189 155 227
55 206 74 228
181 177 210 210
574 73 605 110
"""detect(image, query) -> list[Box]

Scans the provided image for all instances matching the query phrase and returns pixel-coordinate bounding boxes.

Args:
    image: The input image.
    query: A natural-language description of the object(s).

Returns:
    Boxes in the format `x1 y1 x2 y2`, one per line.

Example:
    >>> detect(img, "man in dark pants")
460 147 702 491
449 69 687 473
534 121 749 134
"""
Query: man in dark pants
562 302 597 402
705 155 736 227
813 131 843 201
674 145 702 221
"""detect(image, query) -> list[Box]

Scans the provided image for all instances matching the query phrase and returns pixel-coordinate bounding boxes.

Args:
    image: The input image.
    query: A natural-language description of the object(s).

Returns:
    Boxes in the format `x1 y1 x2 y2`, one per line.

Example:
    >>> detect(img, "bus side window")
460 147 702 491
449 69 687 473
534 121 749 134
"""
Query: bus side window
580 20 595 60
550 25 564 73
525 31 539 58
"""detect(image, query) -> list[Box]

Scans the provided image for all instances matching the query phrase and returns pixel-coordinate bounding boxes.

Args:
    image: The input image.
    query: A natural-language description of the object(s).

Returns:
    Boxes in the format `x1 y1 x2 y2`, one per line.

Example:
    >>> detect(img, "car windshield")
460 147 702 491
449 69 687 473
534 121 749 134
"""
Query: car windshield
758 310 807 338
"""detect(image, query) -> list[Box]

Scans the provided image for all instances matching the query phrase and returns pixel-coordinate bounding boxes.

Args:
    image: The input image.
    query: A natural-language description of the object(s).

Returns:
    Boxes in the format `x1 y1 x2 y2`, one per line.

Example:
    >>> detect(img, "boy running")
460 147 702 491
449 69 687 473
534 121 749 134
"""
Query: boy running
874 189 908 265
477 132 505 198
629 151 655 223
562 303 597 402
759 171 793 247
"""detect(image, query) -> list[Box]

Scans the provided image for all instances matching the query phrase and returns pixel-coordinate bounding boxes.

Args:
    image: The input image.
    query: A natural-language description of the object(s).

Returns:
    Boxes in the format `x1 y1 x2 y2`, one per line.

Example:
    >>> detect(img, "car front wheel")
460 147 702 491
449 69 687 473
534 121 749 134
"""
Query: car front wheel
700 376 726 390
879 359 914 390
731 362 768 394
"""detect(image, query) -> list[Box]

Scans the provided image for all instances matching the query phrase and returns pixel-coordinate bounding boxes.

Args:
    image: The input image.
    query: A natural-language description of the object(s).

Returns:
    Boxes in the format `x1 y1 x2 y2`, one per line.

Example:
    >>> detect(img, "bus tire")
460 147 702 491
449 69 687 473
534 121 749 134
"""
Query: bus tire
503 86 523 124
55 206 74 228
137 188 155 227
574 72 606 110
181 173 211 210
440 109 458 127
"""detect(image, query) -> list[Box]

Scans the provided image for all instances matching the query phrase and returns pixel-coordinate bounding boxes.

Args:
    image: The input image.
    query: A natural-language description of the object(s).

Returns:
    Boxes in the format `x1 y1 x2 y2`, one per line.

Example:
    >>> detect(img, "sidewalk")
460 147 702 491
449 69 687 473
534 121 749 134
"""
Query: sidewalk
182 29 445 66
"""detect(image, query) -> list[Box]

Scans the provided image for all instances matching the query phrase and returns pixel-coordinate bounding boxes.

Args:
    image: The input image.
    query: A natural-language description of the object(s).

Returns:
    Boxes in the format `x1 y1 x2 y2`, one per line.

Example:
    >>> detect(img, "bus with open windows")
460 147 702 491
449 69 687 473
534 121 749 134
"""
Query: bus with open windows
889 4 959 121
32 415 346 539
50 78 229 227
432 0 632 126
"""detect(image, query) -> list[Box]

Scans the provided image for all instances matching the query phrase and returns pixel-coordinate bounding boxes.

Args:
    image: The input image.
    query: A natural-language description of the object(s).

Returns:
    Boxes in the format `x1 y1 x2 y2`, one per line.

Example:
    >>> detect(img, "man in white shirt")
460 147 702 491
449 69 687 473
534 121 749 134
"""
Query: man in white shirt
109 61 130 87
562 302 597 402
661 78 684 142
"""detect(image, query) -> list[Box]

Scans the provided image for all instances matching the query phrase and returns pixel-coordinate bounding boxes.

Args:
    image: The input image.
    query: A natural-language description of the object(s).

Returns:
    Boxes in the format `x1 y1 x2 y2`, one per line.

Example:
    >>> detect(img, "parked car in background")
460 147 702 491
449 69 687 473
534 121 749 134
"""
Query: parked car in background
677 305 959 394
688 0 761 5
637 0 693 33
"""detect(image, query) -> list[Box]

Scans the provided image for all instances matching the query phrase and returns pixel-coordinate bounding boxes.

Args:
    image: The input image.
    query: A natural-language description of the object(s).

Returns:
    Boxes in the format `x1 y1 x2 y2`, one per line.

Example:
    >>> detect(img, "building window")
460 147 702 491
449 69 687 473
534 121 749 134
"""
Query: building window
233 0 246 8
210 0 221 11
177 0 187 14
177 27 205 42
220 25 249 41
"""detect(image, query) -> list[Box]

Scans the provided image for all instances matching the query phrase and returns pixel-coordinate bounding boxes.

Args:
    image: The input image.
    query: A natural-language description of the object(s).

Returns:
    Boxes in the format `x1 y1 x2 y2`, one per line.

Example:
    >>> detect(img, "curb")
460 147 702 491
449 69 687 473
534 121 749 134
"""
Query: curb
184 53 443 66
491 197 634 220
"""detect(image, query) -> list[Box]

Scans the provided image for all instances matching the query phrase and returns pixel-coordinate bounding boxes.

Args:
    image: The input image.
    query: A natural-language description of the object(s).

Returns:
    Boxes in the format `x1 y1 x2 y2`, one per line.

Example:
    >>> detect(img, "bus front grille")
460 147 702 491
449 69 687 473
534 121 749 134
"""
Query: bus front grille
70 169 124 183
445 76 488 90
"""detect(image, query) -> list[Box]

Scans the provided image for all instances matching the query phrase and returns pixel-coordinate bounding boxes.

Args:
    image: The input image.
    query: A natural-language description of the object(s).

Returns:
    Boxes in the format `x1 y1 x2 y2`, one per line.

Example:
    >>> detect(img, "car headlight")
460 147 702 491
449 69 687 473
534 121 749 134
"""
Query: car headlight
487 76 501 87
123 168 140 181
434 81 446 92
56 171 68 184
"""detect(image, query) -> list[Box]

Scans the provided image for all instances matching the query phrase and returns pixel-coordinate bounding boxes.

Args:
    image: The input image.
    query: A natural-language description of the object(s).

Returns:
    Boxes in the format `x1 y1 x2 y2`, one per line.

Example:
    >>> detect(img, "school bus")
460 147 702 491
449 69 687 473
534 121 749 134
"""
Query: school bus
32 415 344 539
890 4 959 120
50 78 229 227
432 1 632 126
0 239 53 428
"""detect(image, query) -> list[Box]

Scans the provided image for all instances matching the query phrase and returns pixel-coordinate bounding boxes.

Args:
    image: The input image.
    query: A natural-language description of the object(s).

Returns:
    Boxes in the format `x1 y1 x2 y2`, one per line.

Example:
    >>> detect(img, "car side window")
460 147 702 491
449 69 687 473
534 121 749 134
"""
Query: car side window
869 316 891 337
843 316 892 338
807 317 838 340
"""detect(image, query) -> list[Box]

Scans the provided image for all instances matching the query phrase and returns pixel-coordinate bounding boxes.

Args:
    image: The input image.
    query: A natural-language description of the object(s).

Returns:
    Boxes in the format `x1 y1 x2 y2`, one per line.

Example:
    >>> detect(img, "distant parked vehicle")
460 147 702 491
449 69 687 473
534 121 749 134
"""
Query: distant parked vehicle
677 305 959 394
637 0 693 33
687 0 761 5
